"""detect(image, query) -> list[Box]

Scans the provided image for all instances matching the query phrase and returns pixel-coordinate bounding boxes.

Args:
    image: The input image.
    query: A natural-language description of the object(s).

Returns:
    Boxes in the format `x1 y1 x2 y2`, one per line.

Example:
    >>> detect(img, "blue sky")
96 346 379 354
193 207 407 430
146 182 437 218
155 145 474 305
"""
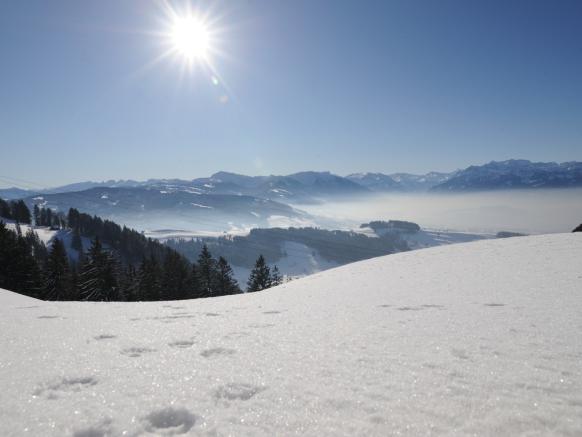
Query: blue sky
0 0 581 188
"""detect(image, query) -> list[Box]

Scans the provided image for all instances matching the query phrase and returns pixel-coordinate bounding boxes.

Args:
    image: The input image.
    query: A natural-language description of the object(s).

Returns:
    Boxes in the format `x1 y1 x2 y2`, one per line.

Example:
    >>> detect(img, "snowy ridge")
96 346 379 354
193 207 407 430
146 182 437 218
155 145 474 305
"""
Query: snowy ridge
0 234 581 436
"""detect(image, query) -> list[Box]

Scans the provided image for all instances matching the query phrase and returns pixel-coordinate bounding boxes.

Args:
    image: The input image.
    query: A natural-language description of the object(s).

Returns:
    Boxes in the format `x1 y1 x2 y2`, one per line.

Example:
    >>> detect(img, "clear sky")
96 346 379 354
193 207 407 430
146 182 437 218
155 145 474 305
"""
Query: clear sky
0 0 581 188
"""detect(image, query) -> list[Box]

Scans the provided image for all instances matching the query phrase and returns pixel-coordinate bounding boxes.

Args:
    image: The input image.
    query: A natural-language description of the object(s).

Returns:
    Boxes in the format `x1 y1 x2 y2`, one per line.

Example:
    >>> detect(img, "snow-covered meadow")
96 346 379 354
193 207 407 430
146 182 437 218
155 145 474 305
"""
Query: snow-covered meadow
0 234 581 436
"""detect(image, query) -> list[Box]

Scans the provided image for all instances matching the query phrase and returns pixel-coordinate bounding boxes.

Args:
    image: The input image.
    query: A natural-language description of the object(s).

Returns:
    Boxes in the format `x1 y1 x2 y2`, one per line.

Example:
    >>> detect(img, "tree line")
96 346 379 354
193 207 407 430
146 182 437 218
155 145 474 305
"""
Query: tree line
0 201 283 301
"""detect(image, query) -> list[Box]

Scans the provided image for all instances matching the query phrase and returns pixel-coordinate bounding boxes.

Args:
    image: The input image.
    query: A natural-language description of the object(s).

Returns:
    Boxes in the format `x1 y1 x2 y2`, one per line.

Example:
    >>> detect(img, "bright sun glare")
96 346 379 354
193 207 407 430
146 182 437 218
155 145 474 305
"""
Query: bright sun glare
171 16 210 61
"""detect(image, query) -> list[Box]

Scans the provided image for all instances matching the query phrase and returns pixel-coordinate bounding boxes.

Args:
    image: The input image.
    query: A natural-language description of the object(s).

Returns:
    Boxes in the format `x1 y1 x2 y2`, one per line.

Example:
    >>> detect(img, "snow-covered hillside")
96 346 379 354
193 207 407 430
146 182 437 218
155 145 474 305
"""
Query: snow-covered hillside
1 234 581 436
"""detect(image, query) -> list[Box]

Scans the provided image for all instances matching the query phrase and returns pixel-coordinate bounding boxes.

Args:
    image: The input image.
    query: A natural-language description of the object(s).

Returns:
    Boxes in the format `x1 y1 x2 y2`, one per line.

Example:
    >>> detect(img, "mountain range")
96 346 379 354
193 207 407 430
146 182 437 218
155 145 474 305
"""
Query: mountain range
3 160 580 203
1 160 581 233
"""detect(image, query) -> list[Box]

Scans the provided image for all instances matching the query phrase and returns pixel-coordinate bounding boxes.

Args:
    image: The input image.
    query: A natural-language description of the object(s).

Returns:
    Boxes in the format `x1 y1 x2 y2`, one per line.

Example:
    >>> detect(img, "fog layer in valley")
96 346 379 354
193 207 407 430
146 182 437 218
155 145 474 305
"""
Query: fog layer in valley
296 189 582 234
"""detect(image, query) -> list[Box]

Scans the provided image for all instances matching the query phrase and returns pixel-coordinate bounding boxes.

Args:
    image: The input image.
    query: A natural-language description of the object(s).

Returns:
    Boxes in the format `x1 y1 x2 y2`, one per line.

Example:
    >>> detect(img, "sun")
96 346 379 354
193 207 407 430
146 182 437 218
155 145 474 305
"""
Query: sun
171 15 210 61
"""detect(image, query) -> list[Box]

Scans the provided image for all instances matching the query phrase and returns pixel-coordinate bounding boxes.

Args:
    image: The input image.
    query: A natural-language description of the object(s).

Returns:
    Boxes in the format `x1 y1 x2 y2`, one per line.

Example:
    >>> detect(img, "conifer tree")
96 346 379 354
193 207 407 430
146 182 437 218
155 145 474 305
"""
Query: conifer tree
247 254 271 292
69 262 81 301
0 198 11 219
10 200 31 224
79 237 120 301
39 208 47 227
189 263 203 299
161 250 191 300
121 264 139 301
0 222 41 298
33 204 41 226
137 255 161 301
270 265 283 287
71 227 83 253
46 208 53 228
573 223 582 233
215 256 240 295
43 238 71 300
197 244 217 297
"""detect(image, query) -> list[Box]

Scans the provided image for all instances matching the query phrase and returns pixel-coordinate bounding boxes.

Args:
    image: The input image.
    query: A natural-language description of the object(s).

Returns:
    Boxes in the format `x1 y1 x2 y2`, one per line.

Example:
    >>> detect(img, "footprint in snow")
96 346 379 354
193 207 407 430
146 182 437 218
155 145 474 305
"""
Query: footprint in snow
262 310 281 314
169 340 195 349
200 347 236 358
205 312 220 317
484 303 505 307
163 305 186 310
120 347 156 357
73 418 114 437
142 407 197 435
37 315 61 319
248 323 276 329
34 376 97 399
214 383 266 403
94 334 116 341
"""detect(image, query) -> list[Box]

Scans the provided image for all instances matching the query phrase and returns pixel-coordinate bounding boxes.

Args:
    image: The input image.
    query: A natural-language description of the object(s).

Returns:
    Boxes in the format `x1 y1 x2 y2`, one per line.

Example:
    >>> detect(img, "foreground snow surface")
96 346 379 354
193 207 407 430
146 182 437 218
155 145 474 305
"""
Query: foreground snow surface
1 234 581 436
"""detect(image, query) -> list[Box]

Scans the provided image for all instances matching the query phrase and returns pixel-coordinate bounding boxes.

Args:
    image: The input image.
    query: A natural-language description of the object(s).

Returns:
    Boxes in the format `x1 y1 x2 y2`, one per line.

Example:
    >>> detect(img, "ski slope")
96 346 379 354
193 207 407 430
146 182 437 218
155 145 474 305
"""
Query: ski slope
0 234 581 436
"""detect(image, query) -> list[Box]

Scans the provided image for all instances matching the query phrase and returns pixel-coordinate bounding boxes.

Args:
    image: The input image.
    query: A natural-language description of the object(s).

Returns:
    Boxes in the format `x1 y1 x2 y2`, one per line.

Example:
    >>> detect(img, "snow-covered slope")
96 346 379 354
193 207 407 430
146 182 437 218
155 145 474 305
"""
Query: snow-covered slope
1 234 581 436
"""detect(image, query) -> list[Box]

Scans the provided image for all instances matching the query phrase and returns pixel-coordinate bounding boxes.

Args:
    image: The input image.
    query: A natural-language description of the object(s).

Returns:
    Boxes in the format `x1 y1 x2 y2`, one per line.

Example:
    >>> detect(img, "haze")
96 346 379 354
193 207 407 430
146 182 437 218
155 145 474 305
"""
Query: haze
297 189 582 235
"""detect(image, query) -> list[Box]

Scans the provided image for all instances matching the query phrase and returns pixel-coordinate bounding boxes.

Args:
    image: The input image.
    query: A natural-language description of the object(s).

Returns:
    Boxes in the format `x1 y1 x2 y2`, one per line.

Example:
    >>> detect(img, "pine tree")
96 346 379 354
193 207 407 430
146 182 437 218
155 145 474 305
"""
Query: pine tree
120 264 139 301
247 254 271 292
137 255 161 301
0 198 11 219
33 204 41 226
11 200 31 224
71 227 83 253
43 238 71 300
39 208 47 227
188 263 203 299
197 244 217 297
79 237 120 301
573 223 582 233
0 222 41 298
69 262 81 301
161 250 191 300
215 256 240 296
46 208 53 228
270 265 283 287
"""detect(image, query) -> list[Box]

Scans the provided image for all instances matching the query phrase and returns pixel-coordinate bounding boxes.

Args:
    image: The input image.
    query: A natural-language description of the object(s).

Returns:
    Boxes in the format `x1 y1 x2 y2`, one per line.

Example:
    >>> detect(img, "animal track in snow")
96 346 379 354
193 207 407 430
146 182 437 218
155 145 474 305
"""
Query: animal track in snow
94 334 116 340
72 418 113 437
396 305 444 311
169 340 195 349
200 347 236 358
142 407 197 435
37 315 60 319
120 347 156 357
214 382 266 402
262 310 281 314
248 323 276 329
484 303 505 307
223 331 251 340
34 376 97 399
205 312 220 317
163 305 186 310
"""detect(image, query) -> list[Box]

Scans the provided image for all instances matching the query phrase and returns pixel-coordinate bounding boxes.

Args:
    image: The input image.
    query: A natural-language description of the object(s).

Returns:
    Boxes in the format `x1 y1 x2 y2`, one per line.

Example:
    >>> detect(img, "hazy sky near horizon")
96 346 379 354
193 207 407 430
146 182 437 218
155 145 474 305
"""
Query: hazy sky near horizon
1 0 581 188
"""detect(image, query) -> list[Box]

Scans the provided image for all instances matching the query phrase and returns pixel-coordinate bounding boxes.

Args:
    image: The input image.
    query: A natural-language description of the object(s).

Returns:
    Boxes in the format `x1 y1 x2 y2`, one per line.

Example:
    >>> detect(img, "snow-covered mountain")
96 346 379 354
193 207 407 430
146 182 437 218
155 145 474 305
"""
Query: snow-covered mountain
1 233 580 436
24 187 312 233
389 171 455 191
345 172 403 191
4 160 581 203
432 159 582 191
